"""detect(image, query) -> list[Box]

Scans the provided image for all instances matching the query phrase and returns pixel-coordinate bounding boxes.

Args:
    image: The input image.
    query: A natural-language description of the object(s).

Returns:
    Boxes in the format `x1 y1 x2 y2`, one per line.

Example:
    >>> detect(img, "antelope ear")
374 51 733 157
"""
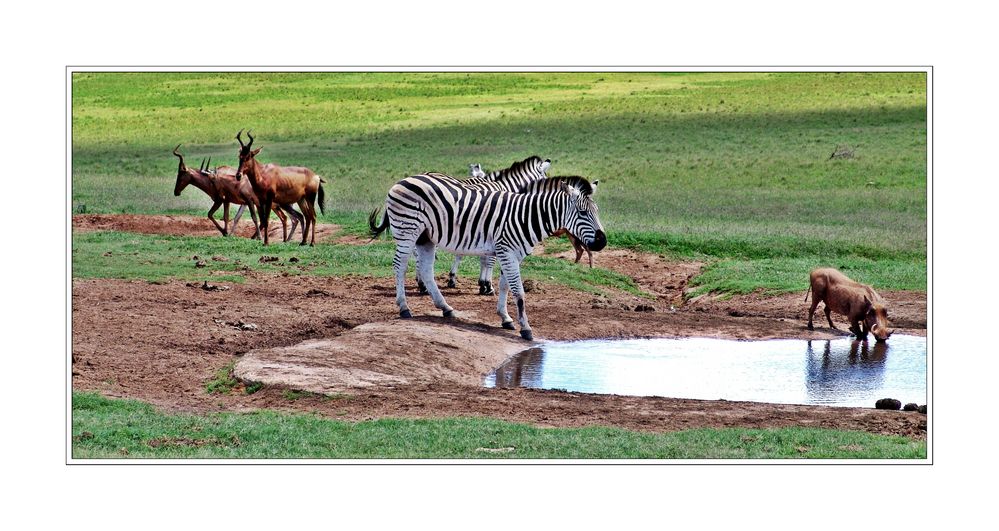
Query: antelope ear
251 147 262 156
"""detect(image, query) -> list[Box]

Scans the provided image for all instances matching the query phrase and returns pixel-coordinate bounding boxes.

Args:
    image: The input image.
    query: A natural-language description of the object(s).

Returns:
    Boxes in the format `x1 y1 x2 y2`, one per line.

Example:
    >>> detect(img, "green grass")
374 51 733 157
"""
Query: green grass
71 392 926 459
72 72 927 295
71 230 649 297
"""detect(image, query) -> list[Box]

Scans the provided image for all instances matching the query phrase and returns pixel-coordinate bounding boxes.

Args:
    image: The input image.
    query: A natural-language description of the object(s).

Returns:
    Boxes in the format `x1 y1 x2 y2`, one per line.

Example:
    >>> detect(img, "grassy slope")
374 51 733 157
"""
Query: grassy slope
72 72 927 294
72 392 925 459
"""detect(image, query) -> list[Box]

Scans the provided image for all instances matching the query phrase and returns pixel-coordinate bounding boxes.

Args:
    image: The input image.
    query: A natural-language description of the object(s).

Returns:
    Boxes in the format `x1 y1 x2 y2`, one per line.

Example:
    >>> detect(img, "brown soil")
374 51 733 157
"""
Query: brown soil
71 215 928 441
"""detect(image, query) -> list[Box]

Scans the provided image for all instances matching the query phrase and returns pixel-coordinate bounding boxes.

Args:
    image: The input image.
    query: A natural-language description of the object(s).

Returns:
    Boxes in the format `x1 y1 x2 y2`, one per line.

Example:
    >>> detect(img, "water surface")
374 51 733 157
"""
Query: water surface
484 335 927 407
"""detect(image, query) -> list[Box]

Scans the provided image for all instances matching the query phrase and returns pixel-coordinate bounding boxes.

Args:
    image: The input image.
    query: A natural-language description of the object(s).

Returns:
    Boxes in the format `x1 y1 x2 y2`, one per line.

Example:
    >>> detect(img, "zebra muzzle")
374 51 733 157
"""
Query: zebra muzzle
586 230 607 252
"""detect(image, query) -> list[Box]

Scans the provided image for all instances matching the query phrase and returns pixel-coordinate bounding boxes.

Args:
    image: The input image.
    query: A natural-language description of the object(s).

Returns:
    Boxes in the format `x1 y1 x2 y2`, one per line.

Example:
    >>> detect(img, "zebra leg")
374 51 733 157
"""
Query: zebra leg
479 255 495 295
415 242 455 318
416 251 429 295
447 255 462 289
393 242 416 318
497 251 530 339
496 272 515 330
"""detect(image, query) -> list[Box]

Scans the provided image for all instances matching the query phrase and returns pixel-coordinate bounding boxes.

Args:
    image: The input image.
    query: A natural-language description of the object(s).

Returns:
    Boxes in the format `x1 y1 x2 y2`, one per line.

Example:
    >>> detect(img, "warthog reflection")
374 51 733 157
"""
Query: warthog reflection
805 339 889 403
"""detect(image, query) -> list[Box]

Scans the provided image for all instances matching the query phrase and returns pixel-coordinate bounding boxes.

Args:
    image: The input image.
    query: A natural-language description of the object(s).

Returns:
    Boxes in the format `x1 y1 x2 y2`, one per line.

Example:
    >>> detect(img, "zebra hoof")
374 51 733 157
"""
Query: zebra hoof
520 329 534 341
501 321 516 330
400 310 413 319
443 309 455 318
481 286 495 296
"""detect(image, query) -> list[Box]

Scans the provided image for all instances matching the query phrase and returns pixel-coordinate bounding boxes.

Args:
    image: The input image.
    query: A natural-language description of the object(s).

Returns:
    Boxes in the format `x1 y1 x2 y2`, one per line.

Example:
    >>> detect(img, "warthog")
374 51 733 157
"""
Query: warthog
805 267 893 342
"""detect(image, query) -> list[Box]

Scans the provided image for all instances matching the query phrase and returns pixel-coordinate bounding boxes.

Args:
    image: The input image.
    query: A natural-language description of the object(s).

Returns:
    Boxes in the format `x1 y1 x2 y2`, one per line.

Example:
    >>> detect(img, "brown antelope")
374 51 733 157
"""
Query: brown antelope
172 145 303 240
234 130 326 246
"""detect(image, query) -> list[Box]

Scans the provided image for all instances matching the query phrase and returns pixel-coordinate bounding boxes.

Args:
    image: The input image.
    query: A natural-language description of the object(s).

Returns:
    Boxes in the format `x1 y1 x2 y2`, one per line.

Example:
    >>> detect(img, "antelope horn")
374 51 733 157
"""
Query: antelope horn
246 129 254 149
173 144 186 169
199 157 206 172
206 157 212 171
236 129 245 148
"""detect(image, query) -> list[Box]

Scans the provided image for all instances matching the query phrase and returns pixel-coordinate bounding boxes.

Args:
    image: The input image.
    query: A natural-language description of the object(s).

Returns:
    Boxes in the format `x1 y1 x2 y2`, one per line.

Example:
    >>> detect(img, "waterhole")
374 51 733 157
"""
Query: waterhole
484 335 926 407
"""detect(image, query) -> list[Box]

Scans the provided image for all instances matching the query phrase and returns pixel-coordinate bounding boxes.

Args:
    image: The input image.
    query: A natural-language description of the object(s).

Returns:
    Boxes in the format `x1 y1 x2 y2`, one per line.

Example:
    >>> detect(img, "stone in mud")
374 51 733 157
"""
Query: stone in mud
875 398 902 410
634 304 656 312
211 255 228 262
259 256 280 263
522 279 537 292
902 403 919 412
195 260 207 268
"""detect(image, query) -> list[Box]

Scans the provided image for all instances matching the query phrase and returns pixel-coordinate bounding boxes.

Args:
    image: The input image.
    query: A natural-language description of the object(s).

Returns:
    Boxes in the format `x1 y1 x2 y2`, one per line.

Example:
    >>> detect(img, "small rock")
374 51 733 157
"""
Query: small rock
103 251 113 257
211 255 227 262
918 404 927 414
237 321 258 331
522 279 537 293
289 257 300 263
306 288 330 297
201 281 230 292
728 309 746 317
875 398 902 410
259 256 280 263
634 304 656 312
902 403 919 412
195 260 207 268
192 255 200 261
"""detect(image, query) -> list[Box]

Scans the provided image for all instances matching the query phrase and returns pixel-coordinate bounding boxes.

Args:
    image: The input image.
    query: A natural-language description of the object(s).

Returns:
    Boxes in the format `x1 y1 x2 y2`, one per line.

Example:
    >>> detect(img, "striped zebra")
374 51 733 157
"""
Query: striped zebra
441 157 551 294
410 157 552 295
369 172 606 340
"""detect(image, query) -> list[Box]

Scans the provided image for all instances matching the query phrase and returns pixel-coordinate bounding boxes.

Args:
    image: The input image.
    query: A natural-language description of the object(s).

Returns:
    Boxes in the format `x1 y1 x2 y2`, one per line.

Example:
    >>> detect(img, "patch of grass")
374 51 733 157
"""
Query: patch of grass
204 361 238 395
688 256 926 297
72 72 926 295
71 392 926 459
72 230 648 297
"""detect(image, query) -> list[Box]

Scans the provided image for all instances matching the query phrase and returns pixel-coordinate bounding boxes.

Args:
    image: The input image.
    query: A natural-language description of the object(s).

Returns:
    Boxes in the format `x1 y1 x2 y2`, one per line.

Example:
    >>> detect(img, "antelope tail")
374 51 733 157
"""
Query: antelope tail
804 285 812 302
318 181 327 216
368 208 389 240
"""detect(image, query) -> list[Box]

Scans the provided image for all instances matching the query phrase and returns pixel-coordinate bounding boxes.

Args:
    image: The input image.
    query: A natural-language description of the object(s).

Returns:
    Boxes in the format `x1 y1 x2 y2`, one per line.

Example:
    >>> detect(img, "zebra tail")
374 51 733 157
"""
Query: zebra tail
318 181 327 215
368 208 389 240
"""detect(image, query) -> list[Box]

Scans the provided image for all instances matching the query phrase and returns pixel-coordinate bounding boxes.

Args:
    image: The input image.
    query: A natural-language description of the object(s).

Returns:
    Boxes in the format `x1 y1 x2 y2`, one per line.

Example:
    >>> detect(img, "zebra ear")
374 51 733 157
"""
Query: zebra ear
591 180 599 194
559 180 580 200
540 159 552 174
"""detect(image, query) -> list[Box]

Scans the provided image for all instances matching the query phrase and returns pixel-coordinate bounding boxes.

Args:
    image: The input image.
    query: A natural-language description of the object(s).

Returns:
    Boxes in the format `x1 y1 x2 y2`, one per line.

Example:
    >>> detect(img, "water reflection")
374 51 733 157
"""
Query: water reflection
805 340 890 405
485 335 926 407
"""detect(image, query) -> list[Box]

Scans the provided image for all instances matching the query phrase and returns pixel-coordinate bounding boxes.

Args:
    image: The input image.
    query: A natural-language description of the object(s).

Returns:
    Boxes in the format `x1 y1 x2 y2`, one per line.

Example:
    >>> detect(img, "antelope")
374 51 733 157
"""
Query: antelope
234 130 327 246
172 145 303 240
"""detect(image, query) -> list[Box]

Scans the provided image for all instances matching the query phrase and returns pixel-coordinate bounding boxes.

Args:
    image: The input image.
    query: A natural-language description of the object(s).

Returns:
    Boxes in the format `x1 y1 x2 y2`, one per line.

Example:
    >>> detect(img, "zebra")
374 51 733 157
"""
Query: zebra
369 172 606 340
435 157 552 295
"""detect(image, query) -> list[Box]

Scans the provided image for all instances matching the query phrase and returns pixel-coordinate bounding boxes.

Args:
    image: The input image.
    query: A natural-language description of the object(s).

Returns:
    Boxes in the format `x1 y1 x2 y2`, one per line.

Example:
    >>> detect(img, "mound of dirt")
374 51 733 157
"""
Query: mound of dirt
235 319 528 393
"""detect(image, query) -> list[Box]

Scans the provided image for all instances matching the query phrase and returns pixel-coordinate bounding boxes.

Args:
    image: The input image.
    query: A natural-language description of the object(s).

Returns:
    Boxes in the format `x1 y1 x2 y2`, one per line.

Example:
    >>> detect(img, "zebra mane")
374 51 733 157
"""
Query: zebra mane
521 175 594 196
485 155 545 181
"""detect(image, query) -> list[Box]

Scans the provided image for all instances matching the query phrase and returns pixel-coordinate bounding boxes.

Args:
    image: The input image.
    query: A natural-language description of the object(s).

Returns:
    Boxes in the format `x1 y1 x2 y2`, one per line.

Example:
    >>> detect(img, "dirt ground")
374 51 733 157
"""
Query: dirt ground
71 214 929 441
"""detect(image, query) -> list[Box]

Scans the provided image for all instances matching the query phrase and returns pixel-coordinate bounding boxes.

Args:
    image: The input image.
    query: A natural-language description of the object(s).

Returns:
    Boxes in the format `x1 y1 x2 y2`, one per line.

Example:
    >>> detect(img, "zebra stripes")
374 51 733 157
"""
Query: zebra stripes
442 157 551 294
369 170 605 340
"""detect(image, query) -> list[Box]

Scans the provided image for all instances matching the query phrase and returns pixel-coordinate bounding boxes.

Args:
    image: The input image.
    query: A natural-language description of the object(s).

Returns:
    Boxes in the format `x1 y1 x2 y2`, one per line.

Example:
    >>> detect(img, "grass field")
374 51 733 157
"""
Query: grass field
72 72 927 294
71 392 925 459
